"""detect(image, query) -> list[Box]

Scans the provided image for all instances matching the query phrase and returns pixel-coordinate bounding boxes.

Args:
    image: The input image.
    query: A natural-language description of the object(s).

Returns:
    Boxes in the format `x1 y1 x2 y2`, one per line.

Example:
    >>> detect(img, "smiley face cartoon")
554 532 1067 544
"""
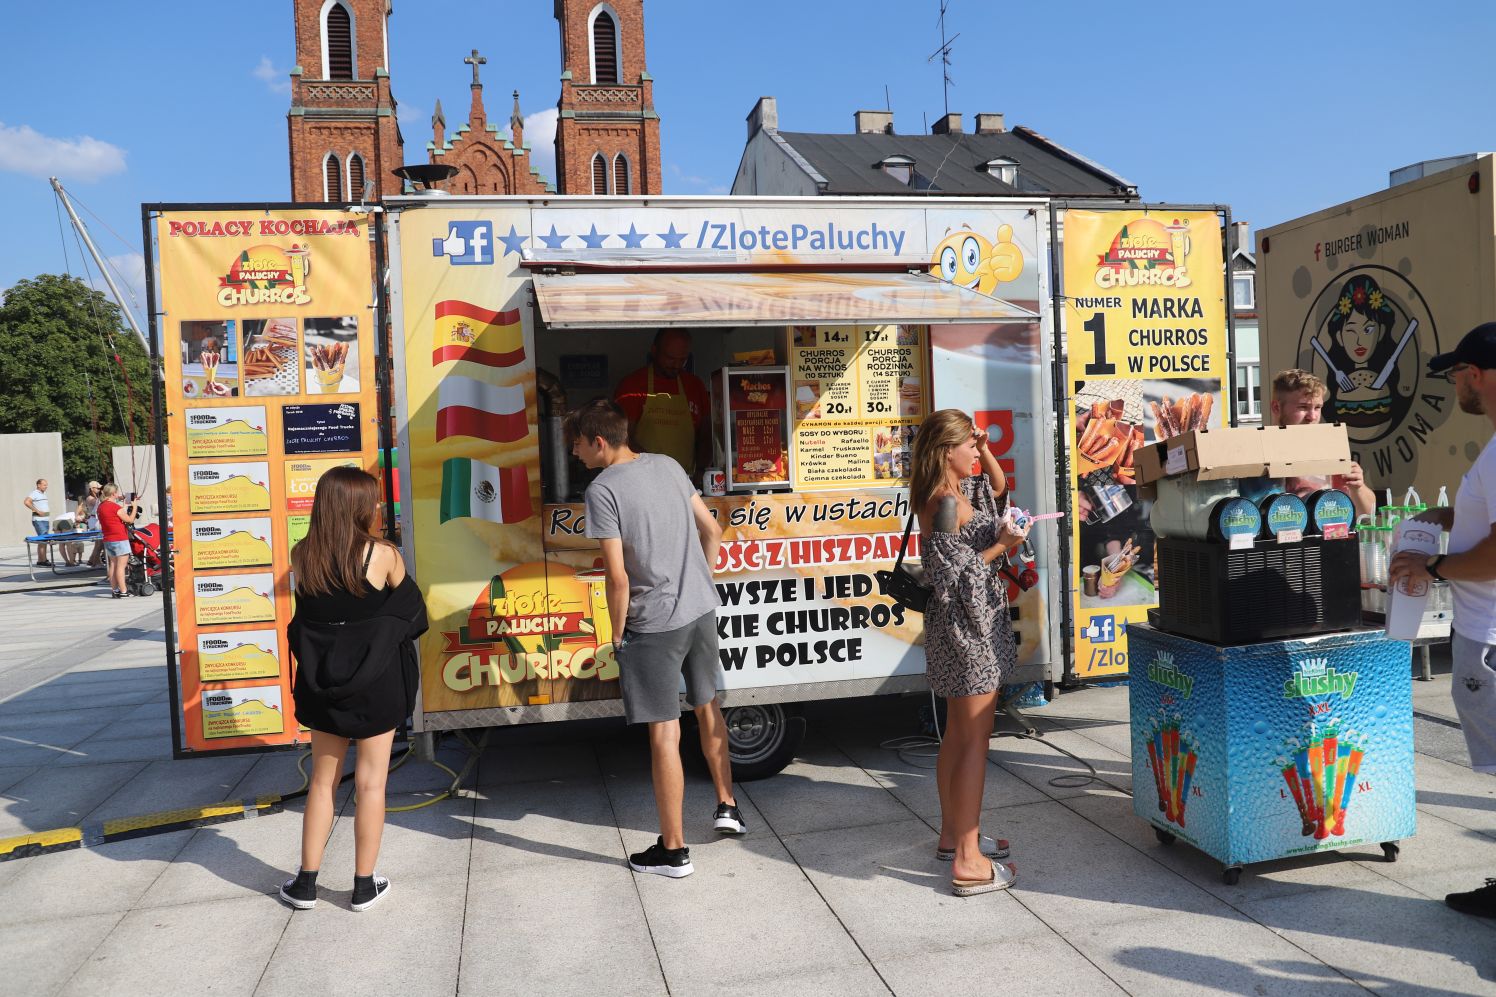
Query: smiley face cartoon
930 223 1024 294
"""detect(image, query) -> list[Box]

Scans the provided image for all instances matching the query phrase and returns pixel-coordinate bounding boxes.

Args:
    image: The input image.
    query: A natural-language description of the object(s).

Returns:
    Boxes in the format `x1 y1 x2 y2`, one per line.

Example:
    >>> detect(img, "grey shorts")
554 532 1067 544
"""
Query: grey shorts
616 610 721 725
1451 631 1496 774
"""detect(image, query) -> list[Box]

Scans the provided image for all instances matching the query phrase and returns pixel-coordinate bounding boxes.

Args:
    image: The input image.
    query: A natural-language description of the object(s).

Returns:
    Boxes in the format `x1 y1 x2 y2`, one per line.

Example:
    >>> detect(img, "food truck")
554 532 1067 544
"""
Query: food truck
383 195 1065 775
1258 154 1495 500
146 195 1236 768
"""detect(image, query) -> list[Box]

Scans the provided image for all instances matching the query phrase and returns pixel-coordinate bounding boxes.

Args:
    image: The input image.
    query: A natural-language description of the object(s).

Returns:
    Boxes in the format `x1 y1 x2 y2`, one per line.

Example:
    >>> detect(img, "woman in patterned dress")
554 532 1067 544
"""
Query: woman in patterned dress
912 408 1030 895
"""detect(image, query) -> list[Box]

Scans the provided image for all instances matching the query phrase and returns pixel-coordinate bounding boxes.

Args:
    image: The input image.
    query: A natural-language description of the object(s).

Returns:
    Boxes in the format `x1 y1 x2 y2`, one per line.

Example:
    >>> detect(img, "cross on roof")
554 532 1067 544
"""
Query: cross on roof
464 48 486 86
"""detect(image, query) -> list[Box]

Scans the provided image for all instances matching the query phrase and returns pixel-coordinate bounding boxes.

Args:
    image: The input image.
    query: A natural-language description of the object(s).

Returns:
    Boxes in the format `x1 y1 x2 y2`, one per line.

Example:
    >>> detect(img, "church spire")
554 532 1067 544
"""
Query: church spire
464 48 487 126
432 98 446 148
510 90 524 145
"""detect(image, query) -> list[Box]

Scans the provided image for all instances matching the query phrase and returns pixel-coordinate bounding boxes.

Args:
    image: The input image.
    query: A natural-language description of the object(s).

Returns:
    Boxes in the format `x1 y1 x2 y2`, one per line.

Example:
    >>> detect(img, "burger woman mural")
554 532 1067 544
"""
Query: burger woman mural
1320 274 1411 433
1295 263 1451 487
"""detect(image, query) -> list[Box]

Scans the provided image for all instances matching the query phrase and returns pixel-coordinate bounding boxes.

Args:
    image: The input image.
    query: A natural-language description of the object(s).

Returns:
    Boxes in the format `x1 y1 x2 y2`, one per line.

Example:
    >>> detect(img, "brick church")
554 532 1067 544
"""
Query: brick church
286 0 662 200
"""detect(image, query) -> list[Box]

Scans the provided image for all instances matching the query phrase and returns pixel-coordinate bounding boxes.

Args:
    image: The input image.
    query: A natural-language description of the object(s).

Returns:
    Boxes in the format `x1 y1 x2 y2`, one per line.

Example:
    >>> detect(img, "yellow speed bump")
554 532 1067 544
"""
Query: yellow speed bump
0 827 83 861
101 797 283 843
0 796 286 861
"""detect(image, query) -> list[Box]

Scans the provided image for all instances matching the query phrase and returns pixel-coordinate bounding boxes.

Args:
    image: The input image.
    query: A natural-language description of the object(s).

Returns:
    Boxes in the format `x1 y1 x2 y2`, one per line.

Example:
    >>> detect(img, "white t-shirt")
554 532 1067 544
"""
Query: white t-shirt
1449 432 1496 642
27 489 49 520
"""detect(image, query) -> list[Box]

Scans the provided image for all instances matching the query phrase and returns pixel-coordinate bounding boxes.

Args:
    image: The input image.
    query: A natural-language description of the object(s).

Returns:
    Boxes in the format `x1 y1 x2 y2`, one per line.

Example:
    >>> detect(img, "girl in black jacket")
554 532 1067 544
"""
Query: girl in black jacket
279 467 427 912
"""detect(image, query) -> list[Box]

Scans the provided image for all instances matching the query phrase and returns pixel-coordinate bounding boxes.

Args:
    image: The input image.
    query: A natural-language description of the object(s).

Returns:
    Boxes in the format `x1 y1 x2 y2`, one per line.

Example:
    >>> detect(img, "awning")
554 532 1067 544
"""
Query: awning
531 269 1039 329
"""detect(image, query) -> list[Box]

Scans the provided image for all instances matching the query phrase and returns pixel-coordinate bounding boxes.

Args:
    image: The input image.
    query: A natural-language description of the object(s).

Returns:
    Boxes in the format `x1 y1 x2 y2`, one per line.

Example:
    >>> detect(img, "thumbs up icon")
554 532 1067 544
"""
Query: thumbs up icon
433 228 468 259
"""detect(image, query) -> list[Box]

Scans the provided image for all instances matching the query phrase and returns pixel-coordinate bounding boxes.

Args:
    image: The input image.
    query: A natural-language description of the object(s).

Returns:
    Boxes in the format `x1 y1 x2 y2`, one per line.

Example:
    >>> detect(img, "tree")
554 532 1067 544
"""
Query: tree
0 275 153 496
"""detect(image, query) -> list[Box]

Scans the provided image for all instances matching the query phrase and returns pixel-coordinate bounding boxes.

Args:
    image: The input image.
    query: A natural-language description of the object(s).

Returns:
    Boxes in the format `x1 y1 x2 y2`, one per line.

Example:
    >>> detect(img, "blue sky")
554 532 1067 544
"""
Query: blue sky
2 0 1493 328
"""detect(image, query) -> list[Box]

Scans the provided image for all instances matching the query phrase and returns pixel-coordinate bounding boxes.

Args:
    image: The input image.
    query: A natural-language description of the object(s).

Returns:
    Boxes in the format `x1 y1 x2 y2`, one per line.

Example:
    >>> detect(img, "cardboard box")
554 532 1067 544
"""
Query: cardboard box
1136 424 1353 492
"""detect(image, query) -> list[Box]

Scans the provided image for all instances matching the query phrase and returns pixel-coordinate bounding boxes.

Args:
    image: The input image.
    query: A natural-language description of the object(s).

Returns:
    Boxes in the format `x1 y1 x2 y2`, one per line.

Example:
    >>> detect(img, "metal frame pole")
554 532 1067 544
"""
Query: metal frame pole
1048 201 1078 685
140 207 186 758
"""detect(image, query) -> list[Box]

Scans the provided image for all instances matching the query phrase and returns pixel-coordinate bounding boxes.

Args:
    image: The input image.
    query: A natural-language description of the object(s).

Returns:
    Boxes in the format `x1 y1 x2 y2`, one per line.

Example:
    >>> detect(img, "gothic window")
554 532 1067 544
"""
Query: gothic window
324 1 355 79
323 153 343 201
592 154 609 194
590 7 619 84
347 153 365 201
613 154 630 196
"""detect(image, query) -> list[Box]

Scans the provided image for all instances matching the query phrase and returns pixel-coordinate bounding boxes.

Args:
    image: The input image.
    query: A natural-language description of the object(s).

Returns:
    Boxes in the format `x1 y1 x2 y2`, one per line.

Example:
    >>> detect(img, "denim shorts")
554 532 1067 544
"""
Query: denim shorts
105 540 131 558
32 519 50 536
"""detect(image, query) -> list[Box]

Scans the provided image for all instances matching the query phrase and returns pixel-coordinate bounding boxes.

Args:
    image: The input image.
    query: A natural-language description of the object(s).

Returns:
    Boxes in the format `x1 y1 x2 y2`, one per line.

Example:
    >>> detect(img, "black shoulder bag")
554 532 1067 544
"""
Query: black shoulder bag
875 512 931 614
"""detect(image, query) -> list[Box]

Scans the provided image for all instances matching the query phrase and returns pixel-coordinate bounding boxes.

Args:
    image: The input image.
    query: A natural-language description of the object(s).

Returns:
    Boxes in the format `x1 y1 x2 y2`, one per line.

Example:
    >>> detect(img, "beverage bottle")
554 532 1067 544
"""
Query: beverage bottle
1386 519 1441 639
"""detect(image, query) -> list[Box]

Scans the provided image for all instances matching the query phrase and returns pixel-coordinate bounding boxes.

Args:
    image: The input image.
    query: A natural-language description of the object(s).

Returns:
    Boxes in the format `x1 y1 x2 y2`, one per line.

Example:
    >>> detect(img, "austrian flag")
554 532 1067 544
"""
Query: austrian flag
433 300 525 368
440 458 533 525
436 376 528 444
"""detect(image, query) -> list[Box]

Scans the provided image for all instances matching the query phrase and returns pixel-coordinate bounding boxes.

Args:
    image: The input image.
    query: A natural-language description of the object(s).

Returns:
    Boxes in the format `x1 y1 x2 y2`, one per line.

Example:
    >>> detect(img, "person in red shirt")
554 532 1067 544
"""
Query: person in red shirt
98 483 140 598
613 330 712 482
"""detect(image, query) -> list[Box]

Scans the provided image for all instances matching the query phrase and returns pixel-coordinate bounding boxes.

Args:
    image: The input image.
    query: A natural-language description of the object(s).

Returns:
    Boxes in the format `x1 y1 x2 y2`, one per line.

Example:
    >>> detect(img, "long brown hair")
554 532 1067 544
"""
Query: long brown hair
909 408 976 512
291 466 386 597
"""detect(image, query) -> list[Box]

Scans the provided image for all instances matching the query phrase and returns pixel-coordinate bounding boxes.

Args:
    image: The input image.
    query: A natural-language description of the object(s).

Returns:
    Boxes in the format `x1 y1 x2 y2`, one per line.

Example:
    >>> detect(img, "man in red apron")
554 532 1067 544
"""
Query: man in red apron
614 330 712 483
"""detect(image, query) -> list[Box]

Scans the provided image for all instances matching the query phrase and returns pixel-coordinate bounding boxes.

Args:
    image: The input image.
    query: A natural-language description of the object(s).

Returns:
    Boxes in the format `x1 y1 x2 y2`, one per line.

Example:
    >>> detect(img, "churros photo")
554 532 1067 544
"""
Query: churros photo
303 315 359 394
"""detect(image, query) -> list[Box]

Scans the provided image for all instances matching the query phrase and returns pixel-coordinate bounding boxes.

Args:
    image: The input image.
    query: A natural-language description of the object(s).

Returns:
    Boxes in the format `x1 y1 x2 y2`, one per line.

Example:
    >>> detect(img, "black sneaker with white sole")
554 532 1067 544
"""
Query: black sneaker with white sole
279 871 318 910
350 874 391 911
629 836 694 878
713 802 747 835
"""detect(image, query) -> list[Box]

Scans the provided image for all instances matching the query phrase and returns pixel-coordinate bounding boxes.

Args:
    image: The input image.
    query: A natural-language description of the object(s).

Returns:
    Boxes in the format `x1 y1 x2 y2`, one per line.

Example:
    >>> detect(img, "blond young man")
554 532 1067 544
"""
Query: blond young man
1269 369 1377 517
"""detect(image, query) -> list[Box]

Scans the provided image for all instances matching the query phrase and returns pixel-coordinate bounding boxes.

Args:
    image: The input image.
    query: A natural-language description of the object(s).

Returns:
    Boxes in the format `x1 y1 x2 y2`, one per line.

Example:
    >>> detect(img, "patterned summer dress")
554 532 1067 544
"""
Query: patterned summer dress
922 474 1017 698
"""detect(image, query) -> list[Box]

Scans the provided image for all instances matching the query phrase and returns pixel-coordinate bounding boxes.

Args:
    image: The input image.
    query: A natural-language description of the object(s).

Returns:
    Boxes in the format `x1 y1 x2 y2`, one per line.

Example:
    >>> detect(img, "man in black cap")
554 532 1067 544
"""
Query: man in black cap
1391 321 1496 919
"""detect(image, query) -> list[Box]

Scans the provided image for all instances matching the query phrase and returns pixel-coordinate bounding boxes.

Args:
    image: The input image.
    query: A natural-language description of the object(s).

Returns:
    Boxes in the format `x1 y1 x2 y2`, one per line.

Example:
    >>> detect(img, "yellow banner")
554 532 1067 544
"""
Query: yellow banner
158 208 379 753
1062 210 1228 679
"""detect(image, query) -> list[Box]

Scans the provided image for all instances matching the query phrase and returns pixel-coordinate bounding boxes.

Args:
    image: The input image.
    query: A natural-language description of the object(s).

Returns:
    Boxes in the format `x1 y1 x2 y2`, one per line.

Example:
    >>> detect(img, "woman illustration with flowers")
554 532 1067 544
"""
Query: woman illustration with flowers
1322 273 1408 432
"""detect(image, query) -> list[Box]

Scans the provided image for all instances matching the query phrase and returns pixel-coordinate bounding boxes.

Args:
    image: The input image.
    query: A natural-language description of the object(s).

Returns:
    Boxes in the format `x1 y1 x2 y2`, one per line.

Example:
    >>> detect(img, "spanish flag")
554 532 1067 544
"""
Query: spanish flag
433 300 524 368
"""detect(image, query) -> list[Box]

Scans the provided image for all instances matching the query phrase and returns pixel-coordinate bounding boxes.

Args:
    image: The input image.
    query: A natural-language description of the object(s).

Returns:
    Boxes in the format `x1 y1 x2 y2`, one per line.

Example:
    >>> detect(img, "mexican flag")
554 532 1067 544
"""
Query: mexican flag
439 458 533 525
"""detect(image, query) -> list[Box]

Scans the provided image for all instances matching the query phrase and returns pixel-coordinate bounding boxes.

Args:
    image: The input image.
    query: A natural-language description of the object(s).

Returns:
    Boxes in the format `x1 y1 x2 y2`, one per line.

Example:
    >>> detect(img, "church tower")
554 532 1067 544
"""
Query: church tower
553 0 662 195
287 0 403 202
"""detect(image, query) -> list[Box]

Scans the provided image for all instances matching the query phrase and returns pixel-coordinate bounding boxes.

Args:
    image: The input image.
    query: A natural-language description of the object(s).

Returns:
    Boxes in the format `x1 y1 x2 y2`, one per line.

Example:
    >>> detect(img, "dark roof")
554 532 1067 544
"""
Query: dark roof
774 126 1133 197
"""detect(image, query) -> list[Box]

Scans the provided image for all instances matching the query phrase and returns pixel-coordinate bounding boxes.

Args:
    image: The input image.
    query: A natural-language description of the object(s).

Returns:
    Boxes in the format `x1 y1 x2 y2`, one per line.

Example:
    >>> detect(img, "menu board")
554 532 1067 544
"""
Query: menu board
156 208 380 755
725 368 790 488
789 325 926 491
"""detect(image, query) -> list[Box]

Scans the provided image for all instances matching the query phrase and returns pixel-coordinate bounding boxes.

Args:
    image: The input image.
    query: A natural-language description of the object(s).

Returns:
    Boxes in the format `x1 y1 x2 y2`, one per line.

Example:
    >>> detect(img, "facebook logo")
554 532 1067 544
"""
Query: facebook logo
1083 615 1117 643
432 222 494 265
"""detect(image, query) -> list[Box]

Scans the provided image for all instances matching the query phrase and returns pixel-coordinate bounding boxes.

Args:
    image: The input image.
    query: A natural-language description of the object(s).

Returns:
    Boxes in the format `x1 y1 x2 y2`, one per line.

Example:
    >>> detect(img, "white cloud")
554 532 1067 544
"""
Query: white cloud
252 56 291 95
397 102 427 130
669 162 727 194
0 122 126 183
522 107 558 184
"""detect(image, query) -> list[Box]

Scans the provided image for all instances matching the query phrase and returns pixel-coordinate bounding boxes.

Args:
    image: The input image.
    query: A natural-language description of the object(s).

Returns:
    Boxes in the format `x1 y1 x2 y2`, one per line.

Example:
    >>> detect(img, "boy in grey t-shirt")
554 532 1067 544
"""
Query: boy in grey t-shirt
568 399 745 878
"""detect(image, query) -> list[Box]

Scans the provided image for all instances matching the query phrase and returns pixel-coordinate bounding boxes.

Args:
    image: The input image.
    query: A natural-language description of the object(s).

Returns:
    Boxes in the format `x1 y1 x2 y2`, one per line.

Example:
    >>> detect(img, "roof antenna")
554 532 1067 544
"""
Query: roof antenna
926 0 958 118
884 84 892 112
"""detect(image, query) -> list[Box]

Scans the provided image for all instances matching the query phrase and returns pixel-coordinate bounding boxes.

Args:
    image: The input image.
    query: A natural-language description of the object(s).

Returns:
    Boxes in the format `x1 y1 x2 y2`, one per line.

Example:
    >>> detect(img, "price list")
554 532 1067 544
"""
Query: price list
789 325 926 491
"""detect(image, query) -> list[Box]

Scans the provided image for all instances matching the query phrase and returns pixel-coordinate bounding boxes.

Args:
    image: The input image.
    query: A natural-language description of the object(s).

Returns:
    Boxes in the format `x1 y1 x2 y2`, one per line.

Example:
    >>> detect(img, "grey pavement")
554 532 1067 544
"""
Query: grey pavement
1 554 1494 995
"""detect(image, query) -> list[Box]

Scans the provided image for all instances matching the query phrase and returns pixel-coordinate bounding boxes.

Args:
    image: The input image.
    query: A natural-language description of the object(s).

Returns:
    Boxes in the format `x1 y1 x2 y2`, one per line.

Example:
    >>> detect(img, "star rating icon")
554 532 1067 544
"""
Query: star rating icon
517 220 693 252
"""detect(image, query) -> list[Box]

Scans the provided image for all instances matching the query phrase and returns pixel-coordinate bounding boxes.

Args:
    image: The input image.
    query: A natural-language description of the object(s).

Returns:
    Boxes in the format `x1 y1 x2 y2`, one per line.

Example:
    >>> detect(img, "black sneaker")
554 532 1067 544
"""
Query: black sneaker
713 802 747 835
351 874 391 911
628 836 694 878
1445 878 1496 918
278 872 318 910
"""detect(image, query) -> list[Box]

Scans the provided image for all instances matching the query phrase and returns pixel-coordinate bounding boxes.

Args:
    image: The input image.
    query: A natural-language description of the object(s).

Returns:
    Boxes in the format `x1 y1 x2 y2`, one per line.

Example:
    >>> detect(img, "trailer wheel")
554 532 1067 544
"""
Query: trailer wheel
723 704 805 781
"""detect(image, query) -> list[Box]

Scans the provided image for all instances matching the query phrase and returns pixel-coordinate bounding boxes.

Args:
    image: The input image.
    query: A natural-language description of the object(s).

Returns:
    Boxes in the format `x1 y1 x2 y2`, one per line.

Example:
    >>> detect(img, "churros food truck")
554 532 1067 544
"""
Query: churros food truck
385 195 1066 775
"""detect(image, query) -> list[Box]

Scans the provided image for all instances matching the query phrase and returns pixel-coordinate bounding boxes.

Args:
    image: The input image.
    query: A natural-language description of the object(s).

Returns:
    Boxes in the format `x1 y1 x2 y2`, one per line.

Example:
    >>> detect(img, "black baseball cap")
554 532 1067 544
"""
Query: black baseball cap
1429 322 1496 373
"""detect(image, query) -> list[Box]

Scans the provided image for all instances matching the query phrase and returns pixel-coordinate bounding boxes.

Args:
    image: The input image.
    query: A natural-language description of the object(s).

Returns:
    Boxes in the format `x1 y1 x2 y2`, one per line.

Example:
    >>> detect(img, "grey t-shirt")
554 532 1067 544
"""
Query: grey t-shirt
584 453 719 634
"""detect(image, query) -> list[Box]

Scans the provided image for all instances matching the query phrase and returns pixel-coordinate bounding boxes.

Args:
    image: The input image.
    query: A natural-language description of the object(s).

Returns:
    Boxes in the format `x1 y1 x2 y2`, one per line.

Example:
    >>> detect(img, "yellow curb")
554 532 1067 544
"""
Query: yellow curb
102 802 248 840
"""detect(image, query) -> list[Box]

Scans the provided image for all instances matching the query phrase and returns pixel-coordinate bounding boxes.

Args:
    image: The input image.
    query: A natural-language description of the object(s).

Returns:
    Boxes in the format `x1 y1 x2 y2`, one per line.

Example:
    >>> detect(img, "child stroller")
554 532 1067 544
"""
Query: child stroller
125 522 172 597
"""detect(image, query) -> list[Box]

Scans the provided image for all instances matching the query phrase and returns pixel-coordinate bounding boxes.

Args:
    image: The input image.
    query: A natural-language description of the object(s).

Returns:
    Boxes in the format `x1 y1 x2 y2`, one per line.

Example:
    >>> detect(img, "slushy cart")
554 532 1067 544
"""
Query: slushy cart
1129 424 1415 882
